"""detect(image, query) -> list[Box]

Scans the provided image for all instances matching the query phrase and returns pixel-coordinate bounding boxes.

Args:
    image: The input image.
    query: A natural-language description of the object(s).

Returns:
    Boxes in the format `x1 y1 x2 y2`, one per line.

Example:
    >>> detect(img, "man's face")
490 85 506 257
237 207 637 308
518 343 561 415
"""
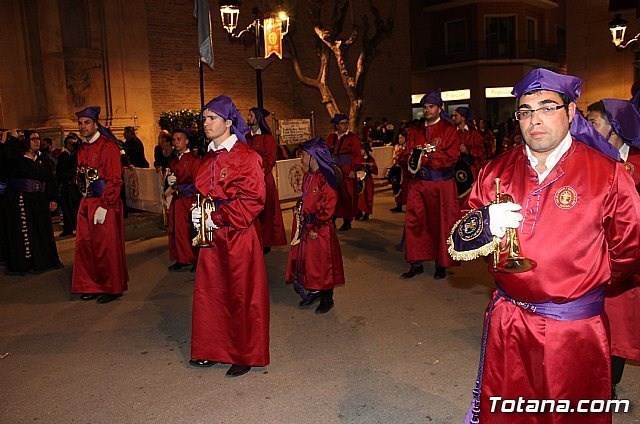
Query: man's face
78 118 98 139
451 111 464 127
124 128 134 140
336 119 349 133
423 104 441 122
29 133 40 153
202 109 231 141
517 90 575 156
247 111 257 127
172 132 189 153
586 110 612 140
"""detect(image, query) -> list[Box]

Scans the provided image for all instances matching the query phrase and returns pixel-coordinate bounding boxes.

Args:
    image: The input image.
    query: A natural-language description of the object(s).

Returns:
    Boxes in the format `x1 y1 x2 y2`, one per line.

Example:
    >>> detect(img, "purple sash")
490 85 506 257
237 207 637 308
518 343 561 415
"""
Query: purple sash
9 178 46 193
87 179 106 197
464 285 606 423
415 166 454 181
334 154 352 165
176 183 195 198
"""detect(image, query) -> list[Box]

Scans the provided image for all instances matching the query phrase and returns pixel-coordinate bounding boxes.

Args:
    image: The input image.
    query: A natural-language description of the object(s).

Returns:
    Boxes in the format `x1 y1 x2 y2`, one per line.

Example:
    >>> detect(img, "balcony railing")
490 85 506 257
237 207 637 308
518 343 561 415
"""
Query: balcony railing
424 41 564 67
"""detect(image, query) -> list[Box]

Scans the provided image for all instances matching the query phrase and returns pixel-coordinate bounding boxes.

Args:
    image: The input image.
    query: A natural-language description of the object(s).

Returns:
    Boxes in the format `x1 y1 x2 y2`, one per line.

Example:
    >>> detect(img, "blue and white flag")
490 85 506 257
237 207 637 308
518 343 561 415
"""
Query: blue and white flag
194 0 214 69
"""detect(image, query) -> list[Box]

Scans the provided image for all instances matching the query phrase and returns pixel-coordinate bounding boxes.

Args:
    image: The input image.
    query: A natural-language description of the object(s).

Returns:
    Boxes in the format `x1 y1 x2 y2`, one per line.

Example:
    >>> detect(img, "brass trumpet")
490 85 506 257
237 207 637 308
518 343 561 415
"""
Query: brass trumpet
408 143 436 174
492 178 536 273
290 200 303 246
191 194 216 247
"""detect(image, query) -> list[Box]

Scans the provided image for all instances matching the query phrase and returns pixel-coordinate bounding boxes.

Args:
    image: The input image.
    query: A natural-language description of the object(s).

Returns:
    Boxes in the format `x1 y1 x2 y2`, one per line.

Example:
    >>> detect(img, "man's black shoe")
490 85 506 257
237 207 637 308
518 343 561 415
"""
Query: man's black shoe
226 364 251 377
190 264 197 273
263 247 271 255
299 291 321 307
189 359 217 367
400 265 424 279
96 293 122 304
390 205 403 213
433 266 447 280
315 298 334 314
338 220 352 231
58 231 74 237
80 293 100 301
354 211 364 221
169 262 189 271
361 213 369 221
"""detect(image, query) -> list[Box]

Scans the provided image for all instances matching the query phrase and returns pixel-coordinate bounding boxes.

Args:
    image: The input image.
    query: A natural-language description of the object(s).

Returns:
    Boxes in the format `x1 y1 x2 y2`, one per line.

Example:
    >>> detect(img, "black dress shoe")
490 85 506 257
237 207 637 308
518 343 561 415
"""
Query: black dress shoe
433 266 447 280
390 205 403 213
354 211 364 221
299 291 321 307
190 264 197 273
263 246 271 255
338 220 352 231
189 359 218 367
400 265 424 279
96 293 122 304
226 364 251 377
58 231 73 237
168 262 189 271
315 298 334 314
361 213 369 221
80 293 100 301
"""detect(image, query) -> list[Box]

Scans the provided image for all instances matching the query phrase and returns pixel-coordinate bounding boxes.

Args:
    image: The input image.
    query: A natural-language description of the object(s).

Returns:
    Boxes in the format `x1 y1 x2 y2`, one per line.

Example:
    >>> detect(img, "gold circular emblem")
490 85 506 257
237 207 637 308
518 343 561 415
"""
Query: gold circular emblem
554 186 578 209
268 32 277 45
624 162 634 176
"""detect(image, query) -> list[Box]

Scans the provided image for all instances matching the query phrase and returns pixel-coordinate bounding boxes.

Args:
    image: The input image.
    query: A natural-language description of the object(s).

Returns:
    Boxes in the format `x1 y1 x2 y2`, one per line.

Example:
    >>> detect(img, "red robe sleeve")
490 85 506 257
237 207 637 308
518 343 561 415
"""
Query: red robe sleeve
99 139 124 209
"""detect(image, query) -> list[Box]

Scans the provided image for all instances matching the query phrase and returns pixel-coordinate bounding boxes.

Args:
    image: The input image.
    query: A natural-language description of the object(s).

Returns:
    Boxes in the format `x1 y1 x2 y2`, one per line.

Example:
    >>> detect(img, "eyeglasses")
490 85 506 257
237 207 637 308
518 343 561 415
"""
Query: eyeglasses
514 104 567 121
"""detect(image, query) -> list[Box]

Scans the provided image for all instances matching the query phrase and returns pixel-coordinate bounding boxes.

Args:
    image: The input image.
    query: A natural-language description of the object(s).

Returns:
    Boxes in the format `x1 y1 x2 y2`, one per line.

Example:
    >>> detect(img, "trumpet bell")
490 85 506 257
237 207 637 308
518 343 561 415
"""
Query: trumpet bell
496 257 537 274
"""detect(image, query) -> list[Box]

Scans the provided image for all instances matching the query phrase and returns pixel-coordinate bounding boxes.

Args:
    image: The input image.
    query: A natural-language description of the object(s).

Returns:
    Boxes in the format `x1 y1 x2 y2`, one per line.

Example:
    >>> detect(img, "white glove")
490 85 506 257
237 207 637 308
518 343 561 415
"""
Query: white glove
191 207 202 229
203 201 218 230
167 174 177 186
488 202 522 238
93 206 108 225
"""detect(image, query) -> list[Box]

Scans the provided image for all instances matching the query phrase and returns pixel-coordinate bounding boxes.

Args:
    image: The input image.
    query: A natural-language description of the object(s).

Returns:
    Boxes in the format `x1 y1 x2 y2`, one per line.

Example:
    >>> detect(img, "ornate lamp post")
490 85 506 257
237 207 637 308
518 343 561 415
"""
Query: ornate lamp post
219 2 289 108
609 14 639 50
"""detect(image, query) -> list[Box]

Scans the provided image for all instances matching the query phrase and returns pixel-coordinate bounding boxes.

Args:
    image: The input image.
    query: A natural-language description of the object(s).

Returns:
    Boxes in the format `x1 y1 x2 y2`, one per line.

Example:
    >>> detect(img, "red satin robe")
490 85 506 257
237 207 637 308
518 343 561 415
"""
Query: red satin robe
72 135 129 295
191 141 269 367
357 154 378 214
605 146 640 361
457 127 487 177
327 131 362 220
404 119 460 266
466 141 640 423
168 151 200 265
286 171 345 291
246 132 287 247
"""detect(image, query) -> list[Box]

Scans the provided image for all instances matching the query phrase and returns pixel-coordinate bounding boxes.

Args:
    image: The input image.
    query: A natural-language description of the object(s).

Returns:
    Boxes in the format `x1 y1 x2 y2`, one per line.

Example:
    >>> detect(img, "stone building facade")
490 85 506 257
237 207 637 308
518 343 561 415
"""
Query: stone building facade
0 0 411 157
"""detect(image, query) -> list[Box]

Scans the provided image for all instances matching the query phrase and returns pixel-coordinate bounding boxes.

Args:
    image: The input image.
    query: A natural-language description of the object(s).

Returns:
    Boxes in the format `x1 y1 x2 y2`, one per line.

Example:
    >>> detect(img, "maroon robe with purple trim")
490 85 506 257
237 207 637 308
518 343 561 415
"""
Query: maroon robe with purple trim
191 141 269 367
168 151 200 265
285 171 344 291
404 119 460 266
327 131 362 220
72 135 128 295
605 146 640 362
464 141 640 423
246 132 287 247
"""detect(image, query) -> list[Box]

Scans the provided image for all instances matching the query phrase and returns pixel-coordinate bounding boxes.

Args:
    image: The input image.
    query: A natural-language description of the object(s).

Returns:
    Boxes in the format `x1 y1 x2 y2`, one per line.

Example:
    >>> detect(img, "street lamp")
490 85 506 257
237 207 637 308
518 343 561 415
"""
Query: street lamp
609 13 639 49
218 2 289 109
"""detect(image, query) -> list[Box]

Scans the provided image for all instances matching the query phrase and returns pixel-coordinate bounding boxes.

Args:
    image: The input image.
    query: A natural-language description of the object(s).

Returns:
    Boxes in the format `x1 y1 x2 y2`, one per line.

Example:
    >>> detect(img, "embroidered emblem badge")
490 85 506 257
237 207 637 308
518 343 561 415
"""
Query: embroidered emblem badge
457 210 483 241
91 154 97 162
219 167 227 180
554 186 578 209
624 162 634 176
432 137 442 146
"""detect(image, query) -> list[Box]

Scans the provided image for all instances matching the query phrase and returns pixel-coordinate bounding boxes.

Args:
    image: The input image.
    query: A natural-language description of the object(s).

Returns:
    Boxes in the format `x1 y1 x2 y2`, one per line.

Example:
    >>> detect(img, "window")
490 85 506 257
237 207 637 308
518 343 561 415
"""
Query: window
556 26 566 56
485 16 516 59
527 18 537 51
446 19 468 54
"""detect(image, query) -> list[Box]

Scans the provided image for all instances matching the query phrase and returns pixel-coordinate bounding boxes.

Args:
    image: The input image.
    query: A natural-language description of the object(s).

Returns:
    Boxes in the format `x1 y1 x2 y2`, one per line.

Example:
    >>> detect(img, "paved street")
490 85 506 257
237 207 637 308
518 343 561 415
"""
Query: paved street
1 189 638 423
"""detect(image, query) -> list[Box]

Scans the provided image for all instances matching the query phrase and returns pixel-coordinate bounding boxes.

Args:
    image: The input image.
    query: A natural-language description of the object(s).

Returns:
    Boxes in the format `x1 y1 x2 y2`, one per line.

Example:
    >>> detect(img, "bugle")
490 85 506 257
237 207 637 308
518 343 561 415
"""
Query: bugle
492 178 536 273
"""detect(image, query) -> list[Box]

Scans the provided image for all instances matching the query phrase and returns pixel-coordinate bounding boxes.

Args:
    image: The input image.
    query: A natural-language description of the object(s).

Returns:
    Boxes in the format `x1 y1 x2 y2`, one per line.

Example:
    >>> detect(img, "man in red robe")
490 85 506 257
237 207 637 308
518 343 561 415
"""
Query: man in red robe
189 95 268 378
401 89 460 280
326 114 362 231
246 107 287 254
452 106 487 178
166 129 200 272
587 98 640 399
71 106 128 304
449 69 640 423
